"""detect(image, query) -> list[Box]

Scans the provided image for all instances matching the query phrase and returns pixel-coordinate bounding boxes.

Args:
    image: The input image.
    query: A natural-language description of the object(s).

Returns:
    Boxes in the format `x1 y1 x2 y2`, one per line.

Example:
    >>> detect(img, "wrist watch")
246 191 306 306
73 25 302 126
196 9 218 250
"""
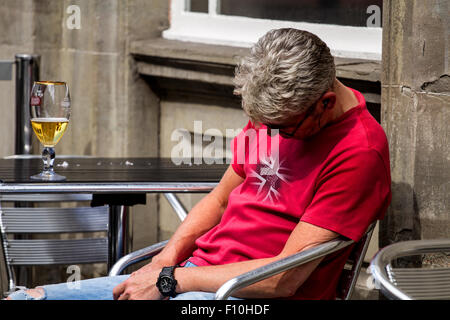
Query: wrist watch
156 266 179 298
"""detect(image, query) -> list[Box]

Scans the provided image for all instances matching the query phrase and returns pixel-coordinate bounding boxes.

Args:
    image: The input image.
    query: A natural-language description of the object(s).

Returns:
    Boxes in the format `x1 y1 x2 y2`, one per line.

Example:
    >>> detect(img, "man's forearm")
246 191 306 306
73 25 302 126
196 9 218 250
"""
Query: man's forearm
152 191 227 267
152 166 244 267
173 255 323 299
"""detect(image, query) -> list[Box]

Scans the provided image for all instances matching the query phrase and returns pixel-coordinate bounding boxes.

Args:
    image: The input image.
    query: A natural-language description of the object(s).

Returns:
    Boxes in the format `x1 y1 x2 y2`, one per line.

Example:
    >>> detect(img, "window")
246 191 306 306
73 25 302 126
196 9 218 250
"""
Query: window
163 0 383 60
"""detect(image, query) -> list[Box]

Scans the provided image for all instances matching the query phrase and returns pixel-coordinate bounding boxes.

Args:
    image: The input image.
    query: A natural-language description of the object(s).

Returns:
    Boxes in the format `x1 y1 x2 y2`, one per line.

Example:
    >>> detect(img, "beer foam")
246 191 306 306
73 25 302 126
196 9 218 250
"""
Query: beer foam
31 118 69 122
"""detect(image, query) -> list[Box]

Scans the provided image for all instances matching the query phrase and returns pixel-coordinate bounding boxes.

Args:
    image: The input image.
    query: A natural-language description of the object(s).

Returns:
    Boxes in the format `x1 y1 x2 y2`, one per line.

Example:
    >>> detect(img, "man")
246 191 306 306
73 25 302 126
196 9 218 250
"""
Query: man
7 28 391 300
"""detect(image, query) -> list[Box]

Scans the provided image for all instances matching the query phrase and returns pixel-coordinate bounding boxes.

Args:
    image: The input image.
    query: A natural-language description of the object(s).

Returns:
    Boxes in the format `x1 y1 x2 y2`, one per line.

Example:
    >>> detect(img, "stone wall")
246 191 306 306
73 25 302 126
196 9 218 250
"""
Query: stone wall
380 0 450 253
0 0 34 158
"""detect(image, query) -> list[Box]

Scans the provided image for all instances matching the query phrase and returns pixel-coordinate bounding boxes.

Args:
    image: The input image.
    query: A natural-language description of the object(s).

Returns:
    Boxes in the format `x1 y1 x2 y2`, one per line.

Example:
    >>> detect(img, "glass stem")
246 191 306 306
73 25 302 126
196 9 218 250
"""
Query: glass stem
42 147 56 174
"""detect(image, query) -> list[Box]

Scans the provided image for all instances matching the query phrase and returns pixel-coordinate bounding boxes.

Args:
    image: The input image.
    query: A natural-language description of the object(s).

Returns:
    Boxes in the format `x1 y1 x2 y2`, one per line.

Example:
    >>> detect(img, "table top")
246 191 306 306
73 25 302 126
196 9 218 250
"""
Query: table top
0 157 228 193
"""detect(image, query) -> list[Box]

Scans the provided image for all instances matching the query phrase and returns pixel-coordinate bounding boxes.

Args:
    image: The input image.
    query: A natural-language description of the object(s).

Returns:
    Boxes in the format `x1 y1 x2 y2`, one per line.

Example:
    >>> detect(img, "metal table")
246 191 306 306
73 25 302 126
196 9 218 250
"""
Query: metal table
0 156 227 269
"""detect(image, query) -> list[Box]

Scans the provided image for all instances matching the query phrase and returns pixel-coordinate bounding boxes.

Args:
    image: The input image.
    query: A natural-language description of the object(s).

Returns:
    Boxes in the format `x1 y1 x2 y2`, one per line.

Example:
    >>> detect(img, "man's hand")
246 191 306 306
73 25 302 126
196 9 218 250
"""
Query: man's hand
112 267 163 300
129 259 163 277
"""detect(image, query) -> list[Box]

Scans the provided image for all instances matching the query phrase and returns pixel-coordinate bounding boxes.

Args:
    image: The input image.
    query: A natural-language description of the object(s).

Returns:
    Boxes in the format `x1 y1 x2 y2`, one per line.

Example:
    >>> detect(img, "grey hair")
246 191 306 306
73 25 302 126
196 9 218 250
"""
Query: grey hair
234 28 336 124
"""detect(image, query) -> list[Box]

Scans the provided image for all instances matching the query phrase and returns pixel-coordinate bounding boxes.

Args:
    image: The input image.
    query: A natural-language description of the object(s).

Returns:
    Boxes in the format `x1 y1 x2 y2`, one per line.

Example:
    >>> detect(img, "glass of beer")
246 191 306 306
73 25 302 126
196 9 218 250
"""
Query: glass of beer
30 81 70 181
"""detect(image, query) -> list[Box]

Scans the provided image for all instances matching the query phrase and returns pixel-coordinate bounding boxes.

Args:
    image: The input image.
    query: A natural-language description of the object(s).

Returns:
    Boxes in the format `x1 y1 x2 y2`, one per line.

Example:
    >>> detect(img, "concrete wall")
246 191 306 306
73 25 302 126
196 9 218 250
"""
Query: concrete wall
380 0 449 253
1 0 169 154
0 0 34 158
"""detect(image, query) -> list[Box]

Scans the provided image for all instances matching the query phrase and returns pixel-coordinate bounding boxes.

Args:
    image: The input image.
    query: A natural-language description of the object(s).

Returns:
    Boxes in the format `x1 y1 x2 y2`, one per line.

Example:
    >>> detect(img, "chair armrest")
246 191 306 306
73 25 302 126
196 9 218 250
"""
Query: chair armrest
108 240 169 276
215 238 354 300
369 239 450 300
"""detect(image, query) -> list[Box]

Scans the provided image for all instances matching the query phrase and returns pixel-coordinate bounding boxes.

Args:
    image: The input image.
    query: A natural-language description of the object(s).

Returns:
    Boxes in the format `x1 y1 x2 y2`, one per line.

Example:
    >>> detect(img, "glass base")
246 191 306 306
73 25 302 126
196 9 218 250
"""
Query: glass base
30 171 66 181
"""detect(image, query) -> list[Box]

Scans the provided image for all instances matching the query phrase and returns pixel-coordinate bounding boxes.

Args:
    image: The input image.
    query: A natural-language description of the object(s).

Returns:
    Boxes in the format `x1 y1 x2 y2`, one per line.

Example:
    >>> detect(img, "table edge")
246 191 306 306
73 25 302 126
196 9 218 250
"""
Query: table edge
0 182 217 193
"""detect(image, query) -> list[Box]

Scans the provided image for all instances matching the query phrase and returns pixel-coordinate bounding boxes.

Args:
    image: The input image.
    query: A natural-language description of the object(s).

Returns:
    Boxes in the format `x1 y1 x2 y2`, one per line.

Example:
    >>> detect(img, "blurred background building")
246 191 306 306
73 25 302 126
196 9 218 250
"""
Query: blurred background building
0 0 448 299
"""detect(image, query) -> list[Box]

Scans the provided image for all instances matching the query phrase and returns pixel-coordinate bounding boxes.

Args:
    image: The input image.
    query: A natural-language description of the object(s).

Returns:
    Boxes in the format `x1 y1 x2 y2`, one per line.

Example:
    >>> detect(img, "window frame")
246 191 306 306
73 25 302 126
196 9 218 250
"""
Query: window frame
163 0 382 60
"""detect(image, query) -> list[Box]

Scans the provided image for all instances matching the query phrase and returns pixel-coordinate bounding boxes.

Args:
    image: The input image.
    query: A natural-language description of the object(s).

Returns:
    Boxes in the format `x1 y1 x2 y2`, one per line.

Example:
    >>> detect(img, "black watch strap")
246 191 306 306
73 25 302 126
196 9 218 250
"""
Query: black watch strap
160 266 175 277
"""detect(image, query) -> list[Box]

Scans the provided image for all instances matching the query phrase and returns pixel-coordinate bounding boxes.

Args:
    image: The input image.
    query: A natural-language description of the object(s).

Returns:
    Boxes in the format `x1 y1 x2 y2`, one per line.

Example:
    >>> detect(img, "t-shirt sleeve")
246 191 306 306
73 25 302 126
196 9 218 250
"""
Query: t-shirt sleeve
301 148 391 242
230 120 252 179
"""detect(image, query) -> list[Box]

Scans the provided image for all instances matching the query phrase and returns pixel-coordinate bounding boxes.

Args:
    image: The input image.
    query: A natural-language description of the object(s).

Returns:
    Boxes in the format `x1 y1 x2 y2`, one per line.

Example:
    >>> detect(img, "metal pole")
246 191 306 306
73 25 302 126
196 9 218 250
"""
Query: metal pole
108 205 130 271
163 193 188 221
15 54 40 155
13 54 40 289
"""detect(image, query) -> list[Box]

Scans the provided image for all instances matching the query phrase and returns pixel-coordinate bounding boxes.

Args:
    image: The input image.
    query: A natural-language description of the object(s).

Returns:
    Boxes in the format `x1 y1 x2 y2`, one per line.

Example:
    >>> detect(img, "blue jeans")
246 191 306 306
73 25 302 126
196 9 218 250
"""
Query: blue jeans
7 261 242 300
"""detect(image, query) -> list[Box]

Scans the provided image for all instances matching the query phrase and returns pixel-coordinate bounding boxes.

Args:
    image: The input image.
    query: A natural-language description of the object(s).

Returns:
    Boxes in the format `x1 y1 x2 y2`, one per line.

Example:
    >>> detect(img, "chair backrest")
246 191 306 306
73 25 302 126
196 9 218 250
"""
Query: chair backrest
336 222 376 300
0 194 108 293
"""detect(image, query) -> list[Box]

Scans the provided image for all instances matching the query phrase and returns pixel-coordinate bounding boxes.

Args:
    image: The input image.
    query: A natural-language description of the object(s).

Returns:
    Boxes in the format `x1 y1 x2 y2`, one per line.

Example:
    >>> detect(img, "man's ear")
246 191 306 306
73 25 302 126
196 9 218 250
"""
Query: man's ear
321 92 336 110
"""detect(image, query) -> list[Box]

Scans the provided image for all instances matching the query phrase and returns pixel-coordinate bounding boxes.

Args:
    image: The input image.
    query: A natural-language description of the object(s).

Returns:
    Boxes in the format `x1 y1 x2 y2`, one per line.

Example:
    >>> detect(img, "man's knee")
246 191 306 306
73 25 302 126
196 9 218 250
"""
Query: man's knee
26 288 45 298
6 287 46 300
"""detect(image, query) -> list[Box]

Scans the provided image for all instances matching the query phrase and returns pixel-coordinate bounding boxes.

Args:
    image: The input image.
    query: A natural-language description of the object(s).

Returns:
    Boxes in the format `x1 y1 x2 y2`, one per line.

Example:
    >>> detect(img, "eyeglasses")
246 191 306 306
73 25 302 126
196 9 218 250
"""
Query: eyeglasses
265 103 316 138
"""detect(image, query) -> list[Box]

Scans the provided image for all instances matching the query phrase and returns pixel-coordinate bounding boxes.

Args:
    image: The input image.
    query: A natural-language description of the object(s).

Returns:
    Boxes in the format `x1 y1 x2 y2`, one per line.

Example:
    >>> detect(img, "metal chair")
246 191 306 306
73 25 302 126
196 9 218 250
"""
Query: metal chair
109 215 376 300
370 239 450 300
0 193 109 296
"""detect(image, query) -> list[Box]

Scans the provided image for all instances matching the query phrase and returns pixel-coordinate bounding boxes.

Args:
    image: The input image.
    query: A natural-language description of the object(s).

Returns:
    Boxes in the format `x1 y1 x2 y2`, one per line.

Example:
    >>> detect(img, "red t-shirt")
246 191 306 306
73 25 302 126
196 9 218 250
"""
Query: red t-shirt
188 88 391 299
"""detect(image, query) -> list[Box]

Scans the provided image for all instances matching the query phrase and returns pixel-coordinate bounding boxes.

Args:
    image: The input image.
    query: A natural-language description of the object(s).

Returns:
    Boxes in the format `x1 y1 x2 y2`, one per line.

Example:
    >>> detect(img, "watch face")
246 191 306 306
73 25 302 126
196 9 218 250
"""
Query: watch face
159 276 173 293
